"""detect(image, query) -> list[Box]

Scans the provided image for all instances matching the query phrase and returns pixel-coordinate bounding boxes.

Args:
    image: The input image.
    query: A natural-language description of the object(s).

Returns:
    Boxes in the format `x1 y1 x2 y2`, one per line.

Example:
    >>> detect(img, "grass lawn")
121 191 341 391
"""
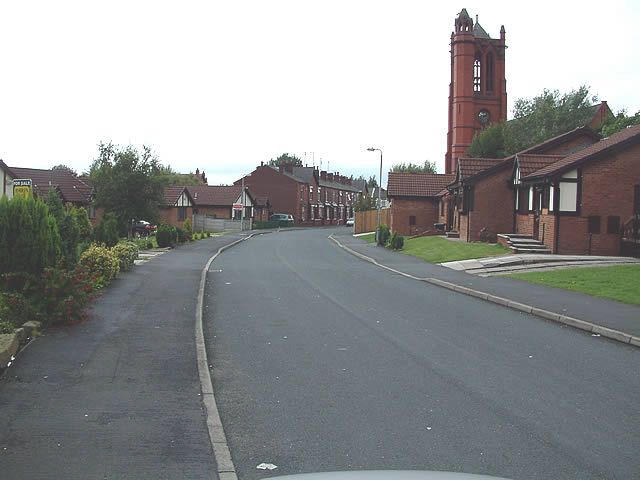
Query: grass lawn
400 236 509 264
359 233 376 243
507 264 640 305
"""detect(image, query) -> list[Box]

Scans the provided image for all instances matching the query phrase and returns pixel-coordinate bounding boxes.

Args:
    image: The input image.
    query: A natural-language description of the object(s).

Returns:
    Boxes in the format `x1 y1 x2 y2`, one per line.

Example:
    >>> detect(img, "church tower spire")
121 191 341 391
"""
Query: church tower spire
445 8 507 174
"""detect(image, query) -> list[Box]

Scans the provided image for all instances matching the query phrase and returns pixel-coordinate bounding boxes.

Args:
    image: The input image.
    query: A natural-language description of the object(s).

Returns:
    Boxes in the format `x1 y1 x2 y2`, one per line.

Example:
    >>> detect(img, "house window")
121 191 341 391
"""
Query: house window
588 216 601 234
528 187 534 211
409 215 416 226
634 185 640 215
607 216 620 234
178 206 187 221
517 188 528 214
559 182 578 212
473 55 481 92
549 185 555 212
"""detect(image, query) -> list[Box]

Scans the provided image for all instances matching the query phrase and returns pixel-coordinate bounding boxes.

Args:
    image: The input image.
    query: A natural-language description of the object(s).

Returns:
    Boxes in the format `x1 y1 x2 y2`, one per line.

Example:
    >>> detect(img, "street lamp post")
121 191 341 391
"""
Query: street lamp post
367 147 383 244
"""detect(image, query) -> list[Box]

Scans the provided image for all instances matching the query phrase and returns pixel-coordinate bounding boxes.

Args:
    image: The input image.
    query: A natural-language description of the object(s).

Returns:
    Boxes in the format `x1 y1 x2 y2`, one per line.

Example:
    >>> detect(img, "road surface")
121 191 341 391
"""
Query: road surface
205 228 640 480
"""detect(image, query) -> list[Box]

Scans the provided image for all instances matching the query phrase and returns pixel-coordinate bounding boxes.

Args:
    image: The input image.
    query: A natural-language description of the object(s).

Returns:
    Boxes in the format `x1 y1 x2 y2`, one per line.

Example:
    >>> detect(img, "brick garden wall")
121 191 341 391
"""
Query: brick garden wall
390 197 439 235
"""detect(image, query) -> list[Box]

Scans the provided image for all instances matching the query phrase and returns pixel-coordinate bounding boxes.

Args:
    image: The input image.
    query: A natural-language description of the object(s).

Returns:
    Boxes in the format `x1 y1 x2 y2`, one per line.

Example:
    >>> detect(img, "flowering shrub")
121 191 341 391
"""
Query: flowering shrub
79 245 120 288
112 242 139 272
34 266 95 325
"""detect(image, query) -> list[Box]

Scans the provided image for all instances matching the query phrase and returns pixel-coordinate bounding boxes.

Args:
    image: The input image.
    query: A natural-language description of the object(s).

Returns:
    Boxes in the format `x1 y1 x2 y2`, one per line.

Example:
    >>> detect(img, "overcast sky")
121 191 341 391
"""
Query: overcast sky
1 0 638 186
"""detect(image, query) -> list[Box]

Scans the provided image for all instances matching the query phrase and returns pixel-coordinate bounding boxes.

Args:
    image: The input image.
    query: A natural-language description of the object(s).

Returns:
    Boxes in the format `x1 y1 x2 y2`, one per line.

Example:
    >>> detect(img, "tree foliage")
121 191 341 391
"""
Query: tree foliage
268 153 303 167
51 164 78 175
391 160 437 174
45 190 80 267
467 86 598 159
157 165 205 186
89 142 165 233
600 109 640 137
367 176 378 189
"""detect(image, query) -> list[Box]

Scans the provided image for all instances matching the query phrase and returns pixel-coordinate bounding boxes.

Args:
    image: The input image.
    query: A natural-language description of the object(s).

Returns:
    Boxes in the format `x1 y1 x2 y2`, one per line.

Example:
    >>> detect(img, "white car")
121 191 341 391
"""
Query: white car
345 217 354 227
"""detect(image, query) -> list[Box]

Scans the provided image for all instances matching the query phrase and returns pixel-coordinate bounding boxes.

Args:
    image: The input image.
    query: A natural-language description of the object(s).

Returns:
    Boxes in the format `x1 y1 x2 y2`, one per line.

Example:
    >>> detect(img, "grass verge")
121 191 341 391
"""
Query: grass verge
400 236 509 263
506 264 640 305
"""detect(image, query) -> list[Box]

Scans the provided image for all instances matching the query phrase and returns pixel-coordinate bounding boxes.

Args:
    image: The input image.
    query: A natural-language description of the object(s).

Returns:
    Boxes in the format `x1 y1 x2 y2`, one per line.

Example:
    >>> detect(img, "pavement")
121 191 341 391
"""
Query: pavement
206 228 640 480
331 230 640 338
0 233 251 480
440 253 640 276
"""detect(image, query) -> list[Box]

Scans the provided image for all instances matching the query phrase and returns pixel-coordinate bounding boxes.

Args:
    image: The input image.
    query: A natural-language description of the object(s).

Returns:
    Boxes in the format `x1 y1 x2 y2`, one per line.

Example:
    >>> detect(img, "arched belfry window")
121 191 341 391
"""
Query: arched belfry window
473 54 481 92
486 52 494 92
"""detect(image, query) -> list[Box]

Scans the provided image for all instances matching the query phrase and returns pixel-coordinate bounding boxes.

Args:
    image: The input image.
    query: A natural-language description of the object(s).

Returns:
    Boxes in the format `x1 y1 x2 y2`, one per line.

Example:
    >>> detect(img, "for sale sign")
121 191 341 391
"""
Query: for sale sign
12 179 32 198
232 203 243 210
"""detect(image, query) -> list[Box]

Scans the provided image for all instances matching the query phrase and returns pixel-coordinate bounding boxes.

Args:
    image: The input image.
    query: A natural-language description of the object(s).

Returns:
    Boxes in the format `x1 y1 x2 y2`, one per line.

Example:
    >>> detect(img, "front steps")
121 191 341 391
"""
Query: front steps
497 234 552 254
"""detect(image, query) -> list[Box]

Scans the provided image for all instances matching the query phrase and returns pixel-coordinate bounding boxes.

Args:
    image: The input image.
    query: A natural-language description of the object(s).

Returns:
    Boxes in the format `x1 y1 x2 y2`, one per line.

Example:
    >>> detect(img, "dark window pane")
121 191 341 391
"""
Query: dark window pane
409 215 416 226
607 216 620 234
588 215 601 234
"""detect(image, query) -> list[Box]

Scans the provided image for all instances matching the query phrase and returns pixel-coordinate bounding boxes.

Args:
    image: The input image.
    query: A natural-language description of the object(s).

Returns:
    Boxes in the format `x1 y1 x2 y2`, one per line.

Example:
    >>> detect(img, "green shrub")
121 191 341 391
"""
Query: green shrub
112 242 139 272
183 217 192 237
0 195 61 275
34 266 95 326
146 240 153 249
0 320 15 334
0 289 36 327
377 224 391 246
94 212 119 247
206 232 211 238
71 206 93 242
79 244 119 288
156 224 176 247
389 232 405 250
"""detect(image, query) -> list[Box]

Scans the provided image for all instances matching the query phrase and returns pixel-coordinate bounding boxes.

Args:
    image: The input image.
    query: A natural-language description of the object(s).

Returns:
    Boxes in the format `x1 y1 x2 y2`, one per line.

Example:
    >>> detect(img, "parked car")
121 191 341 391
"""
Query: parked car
133 220 157 237
345 217 354 227
270 213 294 225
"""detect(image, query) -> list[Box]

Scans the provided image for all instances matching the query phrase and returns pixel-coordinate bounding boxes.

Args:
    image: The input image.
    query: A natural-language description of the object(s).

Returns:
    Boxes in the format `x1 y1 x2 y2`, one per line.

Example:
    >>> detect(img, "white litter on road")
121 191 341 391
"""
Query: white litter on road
256 463 278 470
592 333 601 337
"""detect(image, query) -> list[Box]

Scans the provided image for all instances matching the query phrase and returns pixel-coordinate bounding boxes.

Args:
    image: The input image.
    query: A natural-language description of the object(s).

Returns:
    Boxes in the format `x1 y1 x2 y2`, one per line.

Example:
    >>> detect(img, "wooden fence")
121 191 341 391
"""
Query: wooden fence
193 214 252 232
354 208 390 234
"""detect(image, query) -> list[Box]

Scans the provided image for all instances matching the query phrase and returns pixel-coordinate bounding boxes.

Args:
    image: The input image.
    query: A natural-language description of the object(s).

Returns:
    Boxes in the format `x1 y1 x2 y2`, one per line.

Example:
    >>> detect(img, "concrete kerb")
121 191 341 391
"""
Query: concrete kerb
196 232 265 480
328 234 639 348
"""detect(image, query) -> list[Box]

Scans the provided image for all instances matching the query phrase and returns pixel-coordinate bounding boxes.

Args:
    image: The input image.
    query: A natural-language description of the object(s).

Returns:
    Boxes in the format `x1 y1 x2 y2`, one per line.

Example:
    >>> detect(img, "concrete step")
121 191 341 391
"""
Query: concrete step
508 237 543 245
510 243 550 250
510 246 552 254
498 233 532 239
446 231 460 238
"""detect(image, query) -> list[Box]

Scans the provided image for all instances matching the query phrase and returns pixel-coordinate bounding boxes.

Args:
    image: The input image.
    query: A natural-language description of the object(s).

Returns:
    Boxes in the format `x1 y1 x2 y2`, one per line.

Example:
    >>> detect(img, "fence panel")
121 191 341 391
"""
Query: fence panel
354 208 390 234
193 214 251 232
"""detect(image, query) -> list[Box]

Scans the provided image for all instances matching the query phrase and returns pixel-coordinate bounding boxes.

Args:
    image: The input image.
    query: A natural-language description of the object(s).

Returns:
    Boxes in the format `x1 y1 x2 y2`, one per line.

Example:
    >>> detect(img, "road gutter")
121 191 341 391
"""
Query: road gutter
196 233 264 480
328 234 640 348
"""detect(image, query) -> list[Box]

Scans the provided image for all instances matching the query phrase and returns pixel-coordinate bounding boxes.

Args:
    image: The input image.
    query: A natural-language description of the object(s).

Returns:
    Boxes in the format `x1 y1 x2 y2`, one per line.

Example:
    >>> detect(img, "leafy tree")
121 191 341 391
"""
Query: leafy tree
70 206 93 243
268 153 303 167
51 164 78 175
391 160 437 174
354 195 376 212
367 176 378 189
600 109 640 137
468 85 598 158
89 142 165 234
94 212 120 247
45 190 80 267
157 165 205 186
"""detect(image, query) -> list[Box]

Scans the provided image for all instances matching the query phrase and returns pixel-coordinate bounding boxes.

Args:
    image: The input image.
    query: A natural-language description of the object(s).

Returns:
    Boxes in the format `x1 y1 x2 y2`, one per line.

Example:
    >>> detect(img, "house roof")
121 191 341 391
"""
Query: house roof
516 154 564 178
387 173 455 198
353 178 368 193
8 166 93 203
291 166 316 185
161 186 193 206
524 124 640 180
457 158 504 180
187 185 244 206
473 21 490 39
0 159 16 177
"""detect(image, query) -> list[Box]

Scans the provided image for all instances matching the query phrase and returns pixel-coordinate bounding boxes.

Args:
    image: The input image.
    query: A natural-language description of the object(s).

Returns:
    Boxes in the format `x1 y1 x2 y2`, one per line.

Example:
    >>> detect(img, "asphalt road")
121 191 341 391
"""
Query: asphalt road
0 234 248 480
206 228 640 480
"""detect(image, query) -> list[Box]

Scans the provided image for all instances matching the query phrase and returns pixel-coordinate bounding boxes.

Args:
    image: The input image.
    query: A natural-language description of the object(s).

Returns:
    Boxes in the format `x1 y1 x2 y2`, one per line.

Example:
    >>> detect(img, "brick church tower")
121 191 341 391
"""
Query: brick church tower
445 9 507 174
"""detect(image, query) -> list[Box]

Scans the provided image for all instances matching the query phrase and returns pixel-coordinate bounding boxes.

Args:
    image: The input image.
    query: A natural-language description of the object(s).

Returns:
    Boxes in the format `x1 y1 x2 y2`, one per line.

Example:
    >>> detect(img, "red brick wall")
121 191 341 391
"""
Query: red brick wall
390 197 439 236
539 212 557 252
159 206 193 228
242 166 302 223
555 142 640 255
466 165 514 241
515 213 534 236
197 206 232 219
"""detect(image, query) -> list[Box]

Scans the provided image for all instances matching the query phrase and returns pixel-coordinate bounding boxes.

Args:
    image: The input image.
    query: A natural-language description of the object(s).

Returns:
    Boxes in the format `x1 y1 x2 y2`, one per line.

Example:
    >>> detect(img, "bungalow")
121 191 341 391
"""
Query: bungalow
1 163 102 224
187 185 257 220
510 124 640 256
159 186 195 228
443 126 602 243
387 172 455 236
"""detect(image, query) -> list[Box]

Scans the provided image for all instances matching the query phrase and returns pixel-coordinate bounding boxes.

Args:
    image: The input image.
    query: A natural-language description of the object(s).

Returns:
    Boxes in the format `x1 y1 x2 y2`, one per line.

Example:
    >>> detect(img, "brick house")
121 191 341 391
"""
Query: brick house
159 186 195 228
1 163 104 224
237 164 358 225
510 124 640 255
387 173 454 236
443 126 602 242
187 185 258 220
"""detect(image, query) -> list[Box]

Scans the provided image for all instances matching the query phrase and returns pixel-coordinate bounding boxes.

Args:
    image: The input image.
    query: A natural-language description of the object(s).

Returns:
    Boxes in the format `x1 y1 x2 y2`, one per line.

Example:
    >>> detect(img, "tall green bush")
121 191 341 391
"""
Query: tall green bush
377 224 390 246
156 224 176 247
79 244 119 288
389 232 405 250
45 190 81 266
0 195 61 274
94 212 120 247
